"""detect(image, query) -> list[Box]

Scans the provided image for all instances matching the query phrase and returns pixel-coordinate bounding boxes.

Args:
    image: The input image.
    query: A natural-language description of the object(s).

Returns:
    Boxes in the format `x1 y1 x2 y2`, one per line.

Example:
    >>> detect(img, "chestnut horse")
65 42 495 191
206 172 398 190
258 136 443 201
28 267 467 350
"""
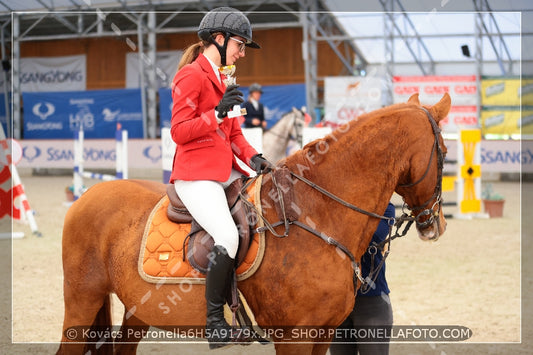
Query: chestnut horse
57 93 450 355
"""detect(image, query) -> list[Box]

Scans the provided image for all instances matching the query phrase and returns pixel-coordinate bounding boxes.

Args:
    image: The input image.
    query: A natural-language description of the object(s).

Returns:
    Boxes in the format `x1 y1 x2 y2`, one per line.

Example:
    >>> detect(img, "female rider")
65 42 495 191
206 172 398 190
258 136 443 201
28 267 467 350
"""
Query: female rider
169 7 273 349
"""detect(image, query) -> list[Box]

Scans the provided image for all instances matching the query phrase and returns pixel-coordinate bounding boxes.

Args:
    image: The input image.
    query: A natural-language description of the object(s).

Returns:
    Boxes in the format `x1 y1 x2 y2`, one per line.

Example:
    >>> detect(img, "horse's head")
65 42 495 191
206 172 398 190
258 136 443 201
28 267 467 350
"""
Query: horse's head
395 93 451 241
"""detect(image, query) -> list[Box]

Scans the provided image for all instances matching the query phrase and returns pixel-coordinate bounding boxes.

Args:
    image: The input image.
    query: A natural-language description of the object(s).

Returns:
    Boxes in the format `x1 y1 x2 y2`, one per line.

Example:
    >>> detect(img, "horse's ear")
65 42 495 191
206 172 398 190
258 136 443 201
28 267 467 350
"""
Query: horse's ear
407 93 420 105
429 93 451 123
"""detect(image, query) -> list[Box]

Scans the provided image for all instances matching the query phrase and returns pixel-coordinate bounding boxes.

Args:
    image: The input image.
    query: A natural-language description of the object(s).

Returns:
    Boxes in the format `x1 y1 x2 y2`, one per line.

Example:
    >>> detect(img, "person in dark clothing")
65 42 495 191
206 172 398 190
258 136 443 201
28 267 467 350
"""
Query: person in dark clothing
329 202 395 355
242 83 267 129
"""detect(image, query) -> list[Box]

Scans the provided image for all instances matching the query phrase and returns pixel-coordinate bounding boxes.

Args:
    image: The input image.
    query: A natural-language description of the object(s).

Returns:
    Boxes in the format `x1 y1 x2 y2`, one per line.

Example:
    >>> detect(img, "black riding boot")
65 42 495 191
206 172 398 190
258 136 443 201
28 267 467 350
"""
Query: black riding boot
205 245 234 349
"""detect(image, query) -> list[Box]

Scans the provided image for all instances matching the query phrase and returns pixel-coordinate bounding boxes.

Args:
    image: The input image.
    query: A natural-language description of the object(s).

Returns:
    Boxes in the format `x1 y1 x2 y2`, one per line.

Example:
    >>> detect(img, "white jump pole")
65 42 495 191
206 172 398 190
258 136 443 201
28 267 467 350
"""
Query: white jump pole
73 124 128 200
115 123 128 179
73 127 85 200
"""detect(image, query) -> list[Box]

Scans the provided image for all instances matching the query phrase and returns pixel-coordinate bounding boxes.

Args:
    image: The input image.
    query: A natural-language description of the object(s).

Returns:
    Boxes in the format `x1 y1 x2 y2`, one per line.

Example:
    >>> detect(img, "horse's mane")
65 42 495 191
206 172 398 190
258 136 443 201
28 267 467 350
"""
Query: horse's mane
291 101 417 168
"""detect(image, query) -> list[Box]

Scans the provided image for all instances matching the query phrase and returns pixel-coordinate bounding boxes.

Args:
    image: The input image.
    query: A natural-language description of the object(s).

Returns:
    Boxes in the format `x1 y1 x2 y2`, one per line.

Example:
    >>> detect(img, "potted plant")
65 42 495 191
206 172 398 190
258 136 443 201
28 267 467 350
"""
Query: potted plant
65 185 75 202
482 183 505 218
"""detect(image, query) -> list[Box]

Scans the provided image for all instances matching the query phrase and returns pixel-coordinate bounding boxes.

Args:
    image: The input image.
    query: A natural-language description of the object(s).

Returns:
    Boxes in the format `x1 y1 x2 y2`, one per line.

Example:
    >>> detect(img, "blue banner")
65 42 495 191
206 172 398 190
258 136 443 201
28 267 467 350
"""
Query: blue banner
0 93 10 137
22 88 144 139
159 87 173 129
242 83 307 129
159 83 306 130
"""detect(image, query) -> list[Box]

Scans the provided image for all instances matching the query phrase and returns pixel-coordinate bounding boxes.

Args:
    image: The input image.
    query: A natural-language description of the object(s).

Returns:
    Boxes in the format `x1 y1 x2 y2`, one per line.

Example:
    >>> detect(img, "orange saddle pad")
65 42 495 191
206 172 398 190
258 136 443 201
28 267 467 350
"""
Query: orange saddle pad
138 176 265 284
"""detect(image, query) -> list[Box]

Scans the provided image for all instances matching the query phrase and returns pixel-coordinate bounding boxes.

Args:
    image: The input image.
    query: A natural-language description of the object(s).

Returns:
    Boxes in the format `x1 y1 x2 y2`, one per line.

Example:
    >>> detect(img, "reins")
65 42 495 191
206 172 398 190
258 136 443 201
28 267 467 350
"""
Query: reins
240 107 444 292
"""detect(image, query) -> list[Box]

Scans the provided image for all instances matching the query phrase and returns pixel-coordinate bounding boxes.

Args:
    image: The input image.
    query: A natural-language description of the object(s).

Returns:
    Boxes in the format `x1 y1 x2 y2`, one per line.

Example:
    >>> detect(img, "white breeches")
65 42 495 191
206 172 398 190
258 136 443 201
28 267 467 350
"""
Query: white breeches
173 170 243 259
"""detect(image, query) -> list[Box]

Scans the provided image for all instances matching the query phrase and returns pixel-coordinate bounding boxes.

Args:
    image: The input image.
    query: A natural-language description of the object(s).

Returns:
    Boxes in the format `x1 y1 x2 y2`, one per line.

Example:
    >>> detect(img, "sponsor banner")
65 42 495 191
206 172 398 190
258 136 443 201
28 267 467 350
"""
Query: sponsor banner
126 51 182 89
18 138 531 173
324 76 384 124
20 55 86 92
159 83 307 130
392 75 478 106
440 105 479 133
19 139 161 170
22 88 144 139
393 76 479 134
444 138 529 173
481 108 533 136
481 77 533 106
444 138 531 173
478 139 532 173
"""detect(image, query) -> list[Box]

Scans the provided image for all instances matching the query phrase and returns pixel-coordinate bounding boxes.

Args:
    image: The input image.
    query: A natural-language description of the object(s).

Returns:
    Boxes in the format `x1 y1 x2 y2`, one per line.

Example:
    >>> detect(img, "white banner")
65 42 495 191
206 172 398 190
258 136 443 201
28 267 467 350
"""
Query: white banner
19 138 161 170
126 51 182 89
17 138 532 174
324 76 385 124
392 75 479 134
392 75 478 106
440 105 479 133
20 55 86 92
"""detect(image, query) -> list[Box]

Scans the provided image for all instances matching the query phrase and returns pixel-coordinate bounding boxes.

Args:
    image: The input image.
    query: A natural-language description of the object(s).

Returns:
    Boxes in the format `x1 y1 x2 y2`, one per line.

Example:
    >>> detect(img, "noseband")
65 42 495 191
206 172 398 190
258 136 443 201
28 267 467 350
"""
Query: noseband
398 107 445 233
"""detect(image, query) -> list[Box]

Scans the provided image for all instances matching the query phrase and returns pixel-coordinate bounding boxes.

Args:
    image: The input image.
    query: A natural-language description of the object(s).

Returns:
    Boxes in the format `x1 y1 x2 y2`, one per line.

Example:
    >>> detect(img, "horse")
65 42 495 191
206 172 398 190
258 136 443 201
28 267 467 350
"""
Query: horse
57 93 450 355
262 107 306 163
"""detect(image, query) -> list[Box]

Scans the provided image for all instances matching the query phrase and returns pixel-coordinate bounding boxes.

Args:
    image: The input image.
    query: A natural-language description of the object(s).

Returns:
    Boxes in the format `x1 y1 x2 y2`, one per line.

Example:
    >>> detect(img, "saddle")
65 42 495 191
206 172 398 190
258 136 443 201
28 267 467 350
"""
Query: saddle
166 178 257 273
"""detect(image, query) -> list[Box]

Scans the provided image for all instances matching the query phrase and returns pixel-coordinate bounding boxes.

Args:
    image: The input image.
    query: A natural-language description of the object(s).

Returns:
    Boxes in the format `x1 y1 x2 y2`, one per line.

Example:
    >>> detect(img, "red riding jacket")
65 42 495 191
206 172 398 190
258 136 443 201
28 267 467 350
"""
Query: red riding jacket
169 54 258 183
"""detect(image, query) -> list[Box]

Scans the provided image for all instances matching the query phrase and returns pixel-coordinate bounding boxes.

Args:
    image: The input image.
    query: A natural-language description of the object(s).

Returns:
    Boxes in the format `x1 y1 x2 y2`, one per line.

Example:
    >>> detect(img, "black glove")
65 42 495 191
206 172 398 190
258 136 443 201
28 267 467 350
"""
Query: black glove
216 84 244 119
250 154 274 175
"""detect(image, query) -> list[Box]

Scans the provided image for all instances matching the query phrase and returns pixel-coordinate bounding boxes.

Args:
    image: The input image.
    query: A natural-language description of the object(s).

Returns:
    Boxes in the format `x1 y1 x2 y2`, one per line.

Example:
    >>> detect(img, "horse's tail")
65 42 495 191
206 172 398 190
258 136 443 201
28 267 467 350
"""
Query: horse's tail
82 294 114 355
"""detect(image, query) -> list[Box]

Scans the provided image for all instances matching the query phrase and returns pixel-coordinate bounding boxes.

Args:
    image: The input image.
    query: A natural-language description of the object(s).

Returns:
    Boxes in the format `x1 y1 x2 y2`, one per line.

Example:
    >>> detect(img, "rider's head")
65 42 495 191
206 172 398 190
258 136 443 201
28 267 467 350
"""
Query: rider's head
198 7 260 66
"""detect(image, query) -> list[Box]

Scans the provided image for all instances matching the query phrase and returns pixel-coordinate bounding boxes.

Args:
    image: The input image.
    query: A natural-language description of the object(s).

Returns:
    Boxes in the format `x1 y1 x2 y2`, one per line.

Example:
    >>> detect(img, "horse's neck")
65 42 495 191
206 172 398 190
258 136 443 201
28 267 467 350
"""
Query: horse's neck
285 114 404 228
296 121 399 181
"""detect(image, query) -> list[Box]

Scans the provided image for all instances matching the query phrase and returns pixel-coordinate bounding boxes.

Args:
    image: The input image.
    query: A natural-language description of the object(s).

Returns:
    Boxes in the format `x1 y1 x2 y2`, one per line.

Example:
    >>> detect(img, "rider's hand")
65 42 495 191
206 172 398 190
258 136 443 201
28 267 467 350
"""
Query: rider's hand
216 84 244 119
250 154 274 174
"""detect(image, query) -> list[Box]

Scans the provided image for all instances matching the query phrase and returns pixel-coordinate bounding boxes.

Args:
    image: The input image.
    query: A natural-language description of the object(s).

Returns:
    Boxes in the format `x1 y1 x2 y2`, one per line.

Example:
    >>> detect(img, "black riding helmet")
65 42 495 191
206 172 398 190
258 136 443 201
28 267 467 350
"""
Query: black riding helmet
198 7 260 66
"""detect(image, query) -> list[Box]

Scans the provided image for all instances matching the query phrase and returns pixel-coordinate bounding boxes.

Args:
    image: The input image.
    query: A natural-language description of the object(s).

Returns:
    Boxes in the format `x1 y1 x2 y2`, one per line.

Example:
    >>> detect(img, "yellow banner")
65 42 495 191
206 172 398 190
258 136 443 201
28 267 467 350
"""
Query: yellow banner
481 109 533 135
481 78 533 106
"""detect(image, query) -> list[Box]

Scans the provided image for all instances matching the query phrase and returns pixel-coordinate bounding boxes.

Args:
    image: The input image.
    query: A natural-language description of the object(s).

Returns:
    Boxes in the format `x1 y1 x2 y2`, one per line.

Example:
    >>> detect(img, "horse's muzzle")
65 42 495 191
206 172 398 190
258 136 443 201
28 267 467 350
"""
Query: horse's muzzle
417 210 446 241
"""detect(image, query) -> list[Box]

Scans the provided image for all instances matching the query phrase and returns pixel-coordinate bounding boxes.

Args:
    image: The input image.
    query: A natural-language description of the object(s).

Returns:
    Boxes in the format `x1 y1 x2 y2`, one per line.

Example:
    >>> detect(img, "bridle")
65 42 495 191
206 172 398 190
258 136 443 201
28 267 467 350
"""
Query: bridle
241 107 445 292
397 107 445 235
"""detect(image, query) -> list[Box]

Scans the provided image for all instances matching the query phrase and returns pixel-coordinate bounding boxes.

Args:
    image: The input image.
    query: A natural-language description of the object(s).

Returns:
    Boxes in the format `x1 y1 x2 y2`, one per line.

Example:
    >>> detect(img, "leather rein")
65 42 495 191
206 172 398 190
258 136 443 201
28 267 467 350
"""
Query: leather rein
240 107 445 292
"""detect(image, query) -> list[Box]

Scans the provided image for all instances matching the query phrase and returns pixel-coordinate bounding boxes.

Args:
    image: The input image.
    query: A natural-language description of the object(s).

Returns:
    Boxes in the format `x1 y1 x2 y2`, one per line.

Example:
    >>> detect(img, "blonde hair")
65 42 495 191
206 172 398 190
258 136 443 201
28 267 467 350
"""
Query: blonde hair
176 32 225 71
177 41 205 71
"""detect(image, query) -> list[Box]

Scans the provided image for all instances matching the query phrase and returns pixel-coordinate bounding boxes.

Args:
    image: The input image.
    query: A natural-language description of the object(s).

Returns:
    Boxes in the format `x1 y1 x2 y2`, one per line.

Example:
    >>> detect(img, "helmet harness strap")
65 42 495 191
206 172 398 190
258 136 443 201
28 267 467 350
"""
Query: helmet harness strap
209 32 232 67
